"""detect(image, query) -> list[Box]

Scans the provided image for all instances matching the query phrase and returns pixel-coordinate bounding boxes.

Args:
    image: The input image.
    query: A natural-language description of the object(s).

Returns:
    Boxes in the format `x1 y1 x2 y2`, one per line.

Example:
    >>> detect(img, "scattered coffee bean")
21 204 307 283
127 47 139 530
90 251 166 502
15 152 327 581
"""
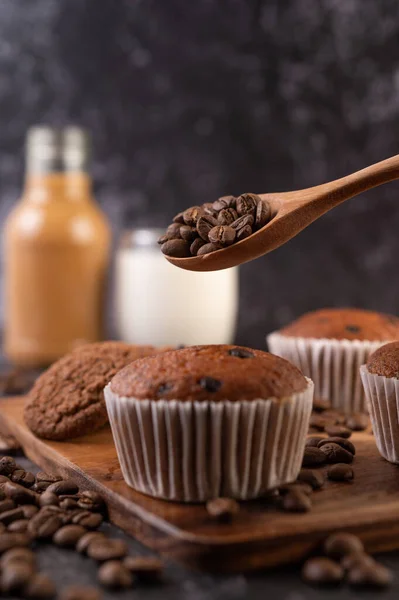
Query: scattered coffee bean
123 556 163 581
341 552 377 571
0 507 25 525
53 524 87 547
24 572 57 599
279 482 313 496
206 497 239 523
0 456 16 475
59 585 102 600
319 443 354 464
0 522 6 534
1 546 36 568
302 447 326 467
4 481 38 505
313 398 331 412
46 480 79 496
2 560 35 594
87 538 129 561
302 557 343 585
0 532 31 553
161 239 191 258
328 464 355 482
196 215 218 241
347 562 393 588
0 498 16 513
324 425 352 439
208 225 236 246
39 491 59 507
71 511 103 529
60 498 78 511
306 437 325 448
324 532 364 559
32 482 51 493
196 242 222 256
36 472 62 484
297 469 325 490
318 437 356 455
77 491 106 514
28 510 63 539
22 505 39 519
346 413 369 431
8 518 29 533
323 410 347 425
309 415 330 431
76 531 106 554
282 490 312 513
98 560 133 589
190 237 205 256
11 469 36 488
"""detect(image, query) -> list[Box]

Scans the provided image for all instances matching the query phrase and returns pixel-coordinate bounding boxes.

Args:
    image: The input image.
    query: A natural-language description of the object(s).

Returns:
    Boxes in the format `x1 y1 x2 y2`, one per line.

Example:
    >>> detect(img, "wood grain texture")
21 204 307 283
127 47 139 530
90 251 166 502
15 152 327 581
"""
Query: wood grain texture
1 396 399 573
166 153 399 271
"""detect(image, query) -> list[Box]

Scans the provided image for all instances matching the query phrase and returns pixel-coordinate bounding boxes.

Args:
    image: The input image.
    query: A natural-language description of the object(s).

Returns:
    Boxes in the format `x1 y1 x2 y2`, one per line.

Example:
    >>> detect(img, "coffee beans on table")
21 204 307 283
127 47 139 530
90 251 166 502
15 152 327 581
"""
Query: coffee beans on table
327 463 355 482
24 572 57 599
87 538 129 561
302 557 344 585
319 443 354 464
282 490 312 513
123 556 164 581
302 447 327 467
97 560 133 588
160 193 273 257
347 562 393 588
324 532 364 559
296 469 325 490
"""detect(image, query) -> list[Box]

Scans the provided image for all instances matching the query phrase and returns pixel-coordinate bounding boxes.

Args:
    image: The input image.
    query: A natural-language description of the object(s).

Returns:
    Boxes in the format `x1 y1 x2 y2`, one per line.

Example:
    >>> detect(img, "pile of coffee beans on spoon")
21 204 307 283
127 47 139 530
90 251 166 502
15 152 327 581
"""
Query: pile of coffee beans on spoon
159 193 273 257
0 456 163 598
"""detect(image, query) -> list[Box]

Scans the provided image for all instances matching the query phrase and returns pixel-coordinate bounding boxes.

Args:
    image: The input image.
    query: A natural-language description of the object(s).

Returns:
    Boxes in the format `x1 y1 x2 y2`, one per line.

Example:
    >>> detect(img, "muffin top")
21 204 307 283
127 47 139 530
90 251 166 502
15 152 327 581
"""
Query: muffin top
109 344 308 402
366 342 399 378
24 341 159 440
278 308 399 341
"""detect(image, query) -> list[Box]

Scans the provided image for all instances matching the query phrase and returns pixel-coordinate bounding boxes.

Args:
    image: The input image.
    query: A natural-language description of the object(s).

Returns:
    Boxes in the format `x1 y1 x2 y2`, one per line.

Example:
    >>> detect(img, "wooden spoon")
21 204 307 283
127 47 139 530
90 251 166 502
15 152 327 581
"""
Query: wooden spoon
166 153 399 272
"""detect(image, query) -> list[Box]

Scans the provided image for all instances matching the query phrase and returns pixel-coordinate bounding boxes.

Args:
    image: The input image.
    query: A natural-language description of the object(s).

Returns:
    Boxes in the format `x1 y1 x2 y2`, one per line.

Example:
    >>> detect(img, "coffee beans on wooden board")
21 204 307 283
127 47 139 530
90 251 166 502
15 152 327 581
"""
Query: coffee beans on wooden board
159 193 273 257
0 456 164 597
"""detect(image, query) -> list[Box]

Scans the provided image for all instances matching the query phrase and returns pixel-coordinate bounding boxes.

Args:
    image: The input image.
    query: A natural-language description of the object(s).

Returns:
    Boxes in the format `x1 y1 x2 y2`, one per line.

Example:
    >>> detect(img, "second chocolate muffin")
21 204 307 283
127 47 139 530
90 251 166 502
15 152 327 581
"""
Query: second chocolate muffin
105 345 314 502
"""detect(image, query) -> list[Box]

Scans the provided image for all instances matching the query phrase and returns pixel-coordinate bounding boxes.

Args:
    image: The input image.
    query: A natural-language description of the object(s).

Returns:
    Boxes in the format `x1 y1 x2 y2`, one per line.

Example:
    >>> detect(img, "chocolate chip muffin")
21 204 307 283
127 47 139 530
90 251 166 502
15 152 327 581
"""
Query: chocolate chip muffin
105 345 314 502
24 342 159 441
361 341 399 464
268 308 399 414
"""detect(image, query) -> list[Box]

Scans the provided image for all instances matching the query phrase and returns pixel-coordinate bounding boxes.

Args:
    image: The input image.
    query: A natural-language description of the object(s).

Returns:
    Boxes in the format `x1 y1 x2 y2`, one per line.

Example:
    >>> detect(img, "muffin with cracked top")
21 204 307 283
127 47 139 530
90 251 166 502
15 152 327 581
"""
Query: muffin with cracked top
267 308 399 414
105 344 314 502
361 341 399 464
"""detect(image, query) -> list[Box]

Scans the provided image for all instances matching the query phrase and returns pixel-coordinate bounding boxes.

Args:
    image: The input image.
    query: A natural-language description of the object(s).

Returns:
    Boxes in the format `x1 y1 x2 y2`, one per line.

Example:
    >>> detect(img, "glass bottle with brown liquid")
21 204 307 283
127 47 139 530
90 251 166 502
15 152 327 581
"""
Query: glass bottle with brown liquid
3 126 111 367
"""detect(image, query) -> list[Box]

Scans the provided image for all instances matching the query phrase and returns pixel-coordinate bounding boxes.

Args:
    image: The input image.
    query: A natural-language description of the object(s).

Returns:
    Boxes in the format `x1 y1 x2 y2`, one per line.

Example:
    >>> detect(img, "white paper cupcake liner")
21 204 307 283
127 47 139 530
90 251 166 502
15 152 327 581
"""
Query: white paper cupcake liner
267 332 383 414
360 365 399 463
104 379 314 502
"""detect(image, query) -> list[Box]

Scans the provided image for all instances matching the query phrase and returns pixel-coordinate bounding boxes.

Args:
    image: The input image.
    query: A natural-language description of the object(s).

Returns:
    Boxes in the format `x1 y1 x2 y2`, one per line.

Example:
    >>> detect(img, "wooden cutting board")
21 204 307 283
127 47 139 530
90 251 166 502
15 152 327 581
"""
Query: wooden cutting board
1 396 399 573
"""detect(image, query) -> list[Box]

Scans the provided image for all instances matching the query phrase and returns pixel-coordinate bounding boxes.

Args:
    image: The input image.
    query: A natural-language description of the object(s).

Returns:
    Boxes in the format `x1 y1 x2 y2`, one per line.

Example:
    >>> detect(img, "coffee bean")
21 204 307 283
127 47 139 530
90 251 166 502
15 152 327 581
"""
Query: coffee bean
324 532 364 559
282 490 312 512
35 472 62 484
161 239 191 258
324 425 352 439
196 215 218 241
203 202 218 216
236 193 258 217
206 498 239 523
8 519 29 533
180 225 197 242
32 482 51 493
87 538 129 561
77 491 106 514
196 242 222 256
323 410 346 424
11 470 36 488
213 196 236 211
4 481 38 505
319 443 354 464
228 348 254 359
22 505 39 519
297 469 325 490
2 560 35 594
279 482 313 496
39 491 59 507
190 238 205 256
0 456 16 476
346 413 369 431
157 234 168 245
231 214 254 230
306 437 325 448
309 415 331 431
28 511 63 539
183 206 203 226
46 480 79 496
255 199 271 228
208 225 236 246
347 562 393 588
341 552 376 571
71 511 103 529
318 437 356 455
218 208 238 226
0 499 16 513
1 546 36 568
313 398 331 412
0 533 31 553
76 531 106 554
123 556 163 581
328 463 354 483
198 377 222 393
166 223 182 239
24 573 56 599
0 507 25 525
302 557 344 585
236 224 252 241
59 585 101 600
0 522 6 534
172 211 185 224
59 498 78 511
53 524 87 547
302 447 326 467
98 560 133 589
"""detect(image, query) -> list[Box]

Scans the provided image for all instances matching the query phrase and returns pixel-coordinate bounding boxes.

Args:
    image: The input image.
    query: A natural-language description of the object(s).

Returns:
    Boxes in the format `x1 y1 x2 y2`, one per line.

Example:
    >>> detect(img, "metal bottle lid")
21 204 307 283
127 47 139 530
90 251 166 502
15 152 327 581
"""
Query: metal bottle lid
26 126 90 173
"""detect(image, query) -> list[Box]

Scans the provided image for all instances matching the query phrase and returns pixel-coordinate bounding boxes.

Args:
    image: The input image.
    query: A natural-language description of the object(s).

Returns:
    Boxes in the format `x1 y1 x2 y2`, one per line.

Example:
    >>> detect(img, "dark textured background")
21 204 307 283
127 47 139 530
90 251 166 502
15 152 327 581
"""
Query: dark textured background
1 0 399 348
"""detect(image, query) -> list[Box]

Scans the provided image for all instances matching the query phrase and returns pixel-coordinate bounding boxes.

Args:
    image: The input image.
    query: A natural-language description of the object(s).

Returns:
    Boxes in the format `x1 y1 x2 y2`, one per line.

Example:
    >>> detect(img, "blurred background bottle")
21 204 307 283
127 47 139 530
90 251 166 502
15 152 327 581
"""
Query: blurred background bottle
3 126 111 367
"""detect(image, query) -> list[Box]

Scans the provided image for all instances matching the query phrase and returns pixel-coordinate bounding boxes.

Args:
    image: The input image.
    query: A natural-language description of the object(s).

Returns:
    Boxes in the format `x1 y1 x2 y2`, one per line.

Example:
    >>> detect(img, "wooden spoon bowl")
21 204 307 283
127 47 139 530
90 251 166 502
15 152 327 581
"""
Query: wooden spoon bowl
166 154 399 272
